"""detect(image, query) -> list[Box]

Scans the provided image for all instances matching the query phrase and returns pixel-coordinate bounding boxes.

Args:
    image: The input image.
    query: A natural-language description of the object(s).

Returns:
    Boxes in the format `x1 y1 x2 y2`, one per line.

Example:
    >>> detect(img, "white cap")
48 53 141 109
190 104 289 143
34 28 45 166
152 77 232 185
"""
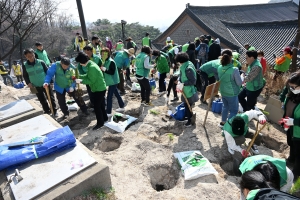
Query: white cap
167 37 171 42
174 47 179 55
106 37 109 41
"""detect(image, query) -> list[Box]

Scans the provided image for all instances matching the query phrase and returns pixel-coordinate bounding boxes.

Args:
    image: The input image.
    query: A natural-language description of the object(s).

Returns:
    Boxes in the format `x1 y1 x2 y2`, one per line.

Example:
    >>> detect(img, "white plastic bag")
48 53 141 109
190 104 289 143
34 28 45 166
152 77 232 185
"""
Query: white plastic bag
174 150 218 180
68 103 79 111
104 112 137 133
131 82 141 92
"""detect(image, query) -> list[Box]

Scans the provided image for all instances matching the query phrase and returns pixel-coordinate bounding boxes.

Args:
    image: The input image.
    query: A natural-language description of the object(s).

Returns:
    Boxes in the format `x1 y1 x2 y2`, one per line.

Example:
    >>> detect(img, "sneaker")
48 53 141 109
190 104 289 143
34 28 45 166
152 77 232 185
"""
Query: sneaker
250 144 259 155
184 121 192 127
143 102 154 107
218 122 225 128
107 114 112 118
171 97 179 102
178 117 188 122
92 124 103 130
116 107 125 112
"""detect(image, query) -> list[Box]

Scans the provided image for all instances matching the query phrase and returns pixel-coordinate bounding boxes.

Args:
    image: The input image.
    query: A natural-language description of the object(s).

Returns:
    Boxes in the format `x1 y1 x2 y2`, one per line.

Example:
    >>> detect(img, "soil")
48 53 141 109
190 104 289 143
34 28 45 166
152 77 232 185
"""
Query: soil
0 78 294 200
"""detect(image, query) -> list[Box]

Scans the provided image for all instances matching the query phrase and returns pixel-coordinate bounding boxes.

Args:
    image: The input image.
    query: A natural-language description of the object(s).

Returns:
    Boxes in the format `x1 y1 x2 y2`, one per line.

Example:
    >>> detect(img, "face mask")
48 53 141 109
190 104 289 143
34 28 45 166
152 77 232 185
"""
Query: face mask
292 89 300 94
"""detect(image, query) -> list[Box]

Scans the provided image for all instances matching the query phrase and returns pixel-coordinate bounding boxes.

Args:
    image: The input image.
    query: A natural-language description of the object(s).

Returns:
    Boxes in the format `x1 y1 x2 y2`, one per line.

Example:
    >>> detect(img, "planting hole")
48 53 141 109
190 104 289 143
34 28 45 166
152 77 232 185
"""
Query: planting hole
97 137 122 152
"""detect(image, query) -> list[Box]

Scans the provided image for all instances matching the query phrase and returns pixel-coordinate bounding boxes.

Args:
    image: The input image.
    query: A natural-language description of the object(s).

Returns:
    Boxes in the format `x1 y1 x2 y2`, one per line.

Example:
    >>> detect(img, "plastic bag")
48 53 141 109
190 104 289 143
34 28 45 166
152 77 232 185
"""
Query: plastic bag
104 112 137 133
174 150 218 180
131 82 141 92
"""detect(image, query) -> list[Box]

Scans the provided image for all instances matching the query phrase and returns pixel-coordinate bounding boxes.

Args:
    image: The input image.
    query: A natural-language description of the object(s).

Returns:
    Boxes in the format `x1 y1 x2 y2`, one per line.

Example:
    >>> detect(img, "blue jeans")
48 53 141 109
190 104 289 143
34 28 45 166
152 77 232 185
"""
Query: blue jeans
106 84 125 114
221 95 238 122
1 74 13 85
196 56 206 69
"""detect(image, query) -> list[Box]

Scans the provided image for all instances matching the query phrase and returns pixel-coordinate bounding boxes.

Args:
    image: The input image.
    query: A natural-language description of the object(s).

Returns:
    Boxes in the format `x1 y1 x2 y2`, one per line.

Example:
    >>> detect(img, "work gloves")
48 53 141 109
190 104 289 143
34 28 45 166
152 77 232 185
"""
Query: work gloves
258 115 267 124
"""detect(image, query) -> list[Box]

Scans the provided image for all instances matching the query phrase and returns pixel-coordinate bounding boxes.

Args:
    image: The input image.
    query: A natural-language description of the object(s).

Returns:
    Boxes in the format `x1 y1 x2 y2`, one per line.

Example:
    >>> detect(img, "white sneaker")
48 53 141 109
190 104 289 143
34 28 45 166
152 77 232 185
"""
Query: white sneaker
107 114 112 118
116 107 125 112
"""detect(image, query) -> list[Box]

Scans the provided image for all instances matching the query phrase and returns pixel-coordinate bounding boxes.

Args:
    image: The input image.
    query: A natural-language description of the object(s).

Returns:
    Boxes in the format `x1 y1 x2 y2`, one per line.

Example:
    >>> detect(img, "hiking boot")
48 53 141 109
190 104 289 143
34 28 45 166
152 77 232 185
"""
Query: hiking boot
250 144 259 155
171 97 179 102
144 102 154 107
116 107 125 112
184 121 192 127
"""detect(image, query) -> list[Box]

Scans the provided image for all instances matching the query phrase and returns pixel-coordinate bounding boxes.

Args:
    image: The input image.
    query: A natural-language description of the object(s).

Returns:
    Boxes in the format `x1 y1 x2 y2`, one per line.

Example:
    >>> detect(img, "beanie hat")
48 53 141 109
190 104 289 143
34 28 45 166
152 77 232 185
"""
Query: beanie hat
283 47 291 53
231 116 245 135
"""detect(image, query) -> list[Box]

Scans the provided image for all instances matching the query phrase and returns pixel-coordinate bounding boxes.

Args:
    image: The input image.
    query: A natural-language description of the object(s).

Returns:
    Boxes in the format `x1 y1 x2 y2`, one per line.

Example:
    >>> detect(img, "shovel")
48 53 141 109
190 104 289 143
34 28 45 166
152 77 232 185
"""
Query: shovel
246 121 267 155
45 86 54 117
181 91 196 125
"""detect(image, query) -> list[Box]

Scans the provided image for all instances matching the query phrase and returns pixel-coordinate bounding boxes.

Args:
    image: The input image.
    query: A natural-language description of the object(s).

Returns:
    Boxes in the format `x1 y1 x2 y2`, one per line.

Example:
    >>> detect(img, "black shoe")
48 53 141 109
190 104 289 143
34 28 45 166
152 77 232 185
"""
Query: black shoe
92 124 103 130
83 110 90 116
171 97 179 102
200 98 208 105
89 102 94 108
184 121 192 127
250 144 259 155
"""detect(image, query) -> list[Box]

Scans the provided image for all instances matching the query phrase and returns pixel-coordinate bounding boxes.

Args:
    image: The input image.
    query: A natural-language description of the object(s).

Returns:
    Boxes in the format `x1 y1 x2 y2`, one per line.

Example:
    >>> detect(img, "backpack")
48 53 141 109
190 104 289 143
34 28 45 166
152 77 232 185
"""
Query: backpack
254 188 300 200
198 43 207 57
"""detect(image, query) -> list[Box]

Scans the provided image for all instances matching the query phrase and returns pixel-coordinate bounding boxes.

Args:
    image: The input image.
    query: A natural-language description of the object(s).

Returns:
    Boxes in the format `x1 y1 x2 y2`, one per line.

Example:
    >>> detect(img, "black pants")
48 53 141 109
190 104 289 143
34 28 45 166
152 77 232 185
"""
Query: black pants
167 75 178 98
16 75 23 82
86 85 94 106
292 139 300 179
184 101 192 122
93 90 108 126
117 69 125 93
238 87 263 112
126 67 132 82
56 90 87 115
35 86 57 114
200 71 216 98
137 77 151 103
159 72 166 92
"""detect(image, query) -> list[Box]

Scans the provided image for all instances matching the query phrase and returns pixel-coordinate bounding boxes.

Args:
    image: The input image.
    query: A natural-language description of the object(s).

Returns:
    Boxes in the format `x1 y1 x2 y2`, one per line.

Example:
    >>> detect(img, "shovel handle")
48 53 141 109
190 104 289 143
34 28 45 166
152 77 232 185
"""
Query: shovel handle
45 86 54 116
181 91 193 113
246 121 267 153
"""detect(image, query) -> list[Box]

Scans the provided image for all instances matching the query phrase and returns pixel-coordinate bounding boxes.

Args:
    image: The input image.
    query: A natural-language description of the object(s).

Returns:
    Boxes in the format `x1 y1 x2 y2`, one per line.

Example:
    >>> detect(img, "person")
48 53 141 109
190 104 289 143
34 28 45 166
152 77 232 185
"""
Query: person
257 50 267 75
222 109 267 174
77 45 102 108
77 35 85 52
114 39 124 52
208 38 221 61
125 37 137 55
142 32 152 49
75 52 107 130
100 47 125 117
206 35 213 46
165 36 174 47
0 60 14 86
175 52 199 127
166 70 179 102
152 50 170 95
239 155 294 192
181 42 190 53
12 61 24 83
84 38 90 46
90 36 101 56
44 57 89 118
194 37 200 48
281 72 300 180
114 48 135 95
105 37 112 52
196 39 209 68
74 32 80 52
217 49 242 127
167 46 180 70
238 50 265 112
199 59 220 104
135 46 155 106
244 43 256 51
22 48 57 115
35 42 52 66
273 46 292 80
186 42 196 66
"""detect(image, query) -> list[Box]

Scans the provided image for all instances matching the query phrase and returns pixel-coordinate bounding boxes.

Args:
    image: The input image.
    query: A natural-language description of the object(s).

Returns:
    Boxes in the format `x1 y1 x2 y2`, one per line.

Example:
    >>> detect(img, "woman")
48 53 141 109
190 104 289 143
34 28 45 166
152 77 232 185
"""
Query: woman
186 42 196 66
77 35 85 52
257 50 267 75
282 72 300 180
100 47 125 117
218 49 242 127
175 52 198 127
152 50 170 95
273 47 292 80
135 46 155 106
75 52 107 130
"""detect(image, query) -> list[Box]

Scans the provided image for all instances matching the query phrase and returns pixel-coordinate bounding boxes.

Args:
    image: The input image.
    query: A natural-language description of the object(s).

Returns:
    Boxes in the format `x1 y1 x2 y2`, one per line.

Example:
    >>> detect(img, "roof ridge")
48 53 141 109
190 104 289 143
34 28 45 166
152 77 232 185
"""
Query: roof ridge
221 19 298 26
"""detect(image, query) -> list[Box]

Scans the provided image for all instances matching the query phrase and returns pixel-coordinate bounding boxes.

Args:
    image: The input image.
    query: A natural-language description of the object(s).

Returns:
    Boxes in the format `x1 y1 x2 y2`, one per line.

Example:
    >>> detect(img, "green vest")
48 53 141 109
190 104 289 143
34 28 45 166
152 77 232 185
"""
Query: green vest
239 155 287 187
274 55 291 72
116 43 124 51
200 59 220 75
135 52 149 77
223 113 249 137
90 54 102 67
246 189 259 200
182 44 189 53
103 58 120 86
156 55 170 74
248 46 256 51
283 98 300 139
80 61 106 92
55 62 75 89
180 61 197 98
246 59 264 91
232 59 241 69
142 37 150 46
35 50 50 66
168 46 177 56
114 51 129 69
24 59 46 87
218 64 240 97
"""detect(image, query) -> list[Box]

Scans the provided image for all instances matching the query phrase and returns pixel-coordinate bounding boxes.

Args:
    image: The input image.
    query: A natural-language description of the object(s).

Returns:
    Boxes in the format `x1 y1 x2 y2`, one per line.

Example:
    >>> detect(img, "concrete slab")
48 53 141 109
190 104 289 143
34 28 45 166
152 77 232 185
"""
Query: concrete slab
0 115 112 200
0 100 43 128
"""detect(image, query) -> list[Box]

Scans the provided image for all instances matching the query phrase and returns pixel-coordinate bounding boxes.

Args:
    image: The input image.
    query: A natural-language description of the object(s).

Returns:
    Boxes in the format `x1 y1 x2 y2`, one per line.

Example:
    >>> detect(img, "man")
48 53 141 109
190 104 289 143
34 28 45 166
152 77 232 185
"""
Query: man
22 48 57 115
77 45 102 108
222 109 266 175
196 40 209 68
35 42 52 66
125 37 137 55
142 32 152 49
244 43 256 51
208 38 221 61
90 36 101 57
114 48 135 95
44 57 89 118
12 61 24 83
152 50 170 95
238 50 265 112
0 60 13 86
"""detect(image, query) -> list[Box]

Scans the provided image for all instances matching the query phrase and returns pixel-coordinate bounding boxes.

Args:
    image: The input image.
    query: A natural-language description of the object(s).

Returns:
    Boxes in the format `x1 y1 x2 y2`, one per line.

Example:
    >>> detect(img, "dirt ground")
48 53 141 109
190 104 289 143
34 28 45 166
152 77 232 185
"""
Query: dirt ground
0 77 292 200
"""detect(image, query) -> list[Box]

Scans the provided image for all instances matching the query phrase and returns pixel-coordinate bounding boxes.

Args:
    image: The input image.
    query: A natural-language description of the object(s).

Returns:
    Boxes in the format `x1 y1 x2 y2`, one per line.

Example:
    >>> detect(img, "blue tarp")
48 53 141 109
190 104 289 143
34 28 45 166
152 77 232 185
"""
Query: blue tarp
0 126 76 171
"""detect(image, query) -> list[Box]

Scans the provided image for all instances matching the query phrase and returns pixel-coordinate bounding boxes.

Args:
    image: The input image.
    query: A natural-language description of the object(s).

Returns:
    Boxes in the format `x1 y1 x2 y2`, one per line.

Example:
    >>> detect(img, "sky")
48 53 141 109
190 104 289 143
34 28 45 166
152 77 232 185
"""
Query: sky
60 0 290 32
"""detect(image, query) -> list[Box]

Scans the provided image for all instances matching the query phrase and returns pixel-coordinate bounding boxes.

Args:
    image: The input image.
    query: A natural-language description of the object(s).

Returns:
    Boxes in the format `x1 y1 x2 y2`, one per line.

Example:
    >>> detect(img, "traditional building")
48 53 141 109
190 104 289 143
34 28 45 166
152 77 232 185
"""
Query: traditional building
153 1 298 64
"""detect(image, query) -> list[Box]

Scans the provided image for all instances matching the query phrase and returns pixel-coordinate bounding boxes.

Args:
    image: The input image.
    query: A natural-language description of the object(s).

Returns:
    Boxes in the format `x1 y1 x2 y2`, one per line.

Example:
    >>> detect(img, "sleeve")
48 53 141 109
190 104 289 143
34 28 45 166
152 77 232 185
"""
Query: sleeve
245 109 264 122
279 86 289 103
280 167 294 192
275 57 285 65
22 64 30 84
80 67 98 85
105 61 116 75
34 53 39 59
233 68 243 86
183 68 196 86
224 130 243 154
77 63 85 75
44 63 56 84
244 66 261 82
41 61 49 74
144 56 154 69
